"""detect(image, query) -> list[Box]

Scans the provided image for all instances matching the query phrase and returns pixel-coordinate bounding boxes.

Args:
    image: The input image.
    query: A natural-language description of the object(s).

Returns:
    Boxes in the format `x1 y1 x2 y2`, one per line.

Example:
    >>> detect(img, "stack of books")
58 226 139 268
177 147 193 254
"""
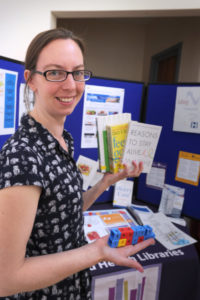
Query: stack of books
96 113 162 174
96 113 131 173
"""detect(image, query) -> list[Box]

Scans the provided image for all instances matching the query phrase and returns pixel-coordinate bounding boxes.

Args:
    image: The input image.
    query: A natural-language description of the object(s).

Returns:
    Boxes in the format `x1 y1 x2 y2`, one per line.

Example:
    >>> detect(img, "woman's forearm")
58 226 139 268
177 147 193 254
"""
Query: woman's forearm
82 162 143 211
0 242 102 297
82 176 109 210
0 234 154 297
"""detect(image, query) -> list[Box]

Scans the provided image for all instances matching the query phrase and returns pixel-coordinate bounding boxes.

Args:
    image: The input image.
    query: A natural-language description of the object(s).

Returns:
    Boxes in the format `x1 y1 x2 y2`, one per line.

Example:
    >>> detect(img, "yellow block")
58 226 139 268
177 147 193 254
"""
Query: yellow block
118 239 127 247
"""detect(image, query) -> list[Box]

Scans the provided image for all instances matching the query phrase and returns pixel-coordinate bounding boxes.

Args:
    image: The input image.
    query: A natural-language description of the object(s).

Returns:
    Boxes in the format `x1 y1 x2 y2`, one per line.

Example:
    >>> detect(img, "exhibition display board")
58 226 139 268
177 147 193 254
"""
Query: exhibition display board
137 83 200 220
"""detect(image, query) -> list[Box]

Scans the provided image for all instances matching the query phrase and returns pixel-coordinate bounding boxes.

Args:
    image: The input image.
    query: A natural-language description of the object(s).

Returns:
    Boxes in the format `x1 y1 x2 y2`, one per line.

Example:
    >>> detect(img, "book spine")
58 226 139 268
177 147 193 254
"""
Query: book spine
96 127 102 171
107 126 117 173
103 129 110 172
96 117 106 172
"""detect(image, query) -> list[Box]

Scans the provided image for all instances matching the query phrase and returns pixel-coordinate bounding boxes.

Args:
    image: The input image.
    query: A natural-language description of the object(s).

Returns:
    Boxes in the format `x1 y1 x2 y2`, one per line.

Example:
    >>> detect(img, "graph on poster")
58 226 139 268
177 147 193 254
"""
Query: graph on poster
91 264 161 300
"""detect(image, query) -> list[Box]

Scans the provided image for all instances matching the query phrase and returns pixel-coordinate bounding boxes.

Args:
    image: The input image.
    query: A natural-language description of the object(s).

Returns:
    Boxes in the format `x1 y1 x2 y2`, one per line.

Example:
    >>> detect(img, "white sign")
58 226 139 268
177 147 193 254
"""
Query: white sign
141 212 196 250
159 184 185 218
113 179 134 207
173 87 200 133
146 162 166 190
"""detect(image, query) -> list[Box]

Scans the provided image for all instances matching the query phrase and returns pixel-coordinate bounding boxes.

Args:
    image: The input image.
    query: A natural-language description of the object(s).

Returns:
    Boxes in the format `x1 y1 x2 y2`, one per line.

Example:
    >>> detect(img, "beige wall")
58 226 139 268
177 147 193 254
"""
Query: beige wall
1 0 200 83
57 18 146 81
1 0 200 62
143 17 200 83
58 17 200 83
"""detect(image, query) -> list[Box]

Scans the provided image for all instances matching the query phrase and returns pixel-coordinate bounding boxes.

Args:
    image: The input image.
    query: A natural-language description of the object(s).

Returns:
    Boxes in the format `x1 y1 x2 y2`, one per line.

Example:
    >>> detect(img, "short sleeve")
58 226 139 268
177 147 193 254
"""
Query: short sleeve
0 146 44 190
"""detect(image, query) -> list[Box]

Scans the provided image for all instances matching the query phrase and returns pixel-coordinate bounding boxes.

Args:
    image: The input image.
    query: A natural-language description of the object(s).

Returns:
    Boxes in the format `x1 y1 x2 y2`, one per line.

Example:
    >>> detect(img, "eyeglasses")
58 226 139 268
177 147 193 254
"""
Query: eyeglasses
32 69 92 82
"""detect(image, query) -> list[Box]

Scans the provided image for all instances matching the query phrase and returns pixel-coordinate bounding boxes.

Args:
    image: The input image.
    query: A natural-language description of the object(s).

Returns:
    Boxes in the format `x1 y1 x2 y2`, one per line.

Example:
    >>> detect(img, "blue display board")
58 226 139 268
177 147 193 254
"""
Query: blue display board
137 83 200 220
65 77 144 202
0 56 25 149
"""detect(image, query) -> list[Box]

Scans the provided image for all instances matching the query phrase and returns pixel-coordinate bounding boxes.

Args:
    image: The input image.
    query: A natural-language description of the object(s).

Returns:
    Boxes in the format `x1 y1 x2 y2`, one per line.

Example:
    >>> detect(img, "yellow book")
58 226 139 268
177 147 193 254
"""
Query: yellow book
106 123 129 173
96 113 131 173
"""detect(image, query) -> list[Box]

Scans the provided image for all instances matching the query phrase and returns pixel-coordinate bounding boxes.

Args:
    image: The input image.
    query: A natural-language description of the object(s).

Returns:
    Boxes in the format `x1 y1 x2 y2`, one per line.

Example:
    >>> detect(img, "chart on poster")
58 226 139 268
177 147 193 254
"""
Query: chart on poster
91 264 161 300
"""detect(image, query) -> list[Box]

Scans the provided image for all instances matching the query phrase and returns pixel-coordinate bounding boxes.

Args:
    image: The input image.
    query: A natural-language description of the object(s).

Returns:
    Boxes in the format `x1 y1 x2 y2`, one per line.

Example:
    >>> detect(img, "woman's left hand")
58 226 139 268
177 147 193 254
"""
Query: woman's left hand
102 161 143 188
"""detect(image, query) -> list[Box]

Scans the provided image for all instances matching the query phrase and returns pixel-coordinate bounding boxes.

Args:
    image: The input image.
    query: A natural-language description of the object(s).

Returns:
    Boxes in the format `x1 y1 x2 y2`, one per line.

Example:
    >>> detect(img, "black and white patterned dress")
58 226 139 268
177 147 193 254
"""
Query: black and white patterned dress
0 114 91 300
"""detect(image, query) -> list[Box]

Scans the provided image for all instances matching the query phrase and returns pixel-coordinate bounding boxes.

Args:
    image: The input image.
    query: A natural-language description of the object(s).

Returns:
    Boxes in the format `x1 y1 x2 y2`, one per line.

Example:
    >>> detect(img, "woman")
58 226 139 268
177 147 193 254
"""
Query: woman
0 28 154 299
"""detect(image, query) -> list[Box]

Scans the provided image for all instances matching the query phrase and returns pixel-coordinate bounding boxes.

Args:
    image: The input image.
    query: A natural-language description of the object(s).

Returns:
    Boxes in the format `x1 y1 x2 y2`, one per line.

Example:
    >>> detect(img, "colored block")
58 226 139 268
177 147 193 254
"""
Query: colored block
145 225 152 233
110 228 121 240
108 239 119 248
118 239 127 247
131 226 141 238
125 238 133 245
132 237 138 245
118 227 133 239
108 225 155 248
139 226 145 237
134 226 144 237
137 236 144 243
143 225 155 240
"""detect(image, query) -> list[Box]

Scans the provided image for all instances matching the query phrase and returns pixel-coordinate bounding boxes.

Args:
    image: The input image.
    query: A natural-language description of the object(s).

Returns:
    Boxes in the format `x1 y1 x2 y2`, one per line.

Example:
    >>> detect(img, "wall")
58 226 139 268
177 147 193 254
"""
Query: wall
1 0 200 62
59 17 200 83
142 17 200 83
57 18 146 81
0 1 52 62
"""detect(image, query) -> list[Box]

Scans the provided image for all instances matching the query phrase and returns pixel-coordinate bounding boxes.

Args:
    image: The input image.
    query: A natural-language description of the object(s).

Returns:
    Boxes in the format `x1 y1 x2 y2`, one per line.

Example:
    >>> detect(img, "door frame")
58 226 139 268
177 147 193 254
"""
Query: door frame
149 42 182 83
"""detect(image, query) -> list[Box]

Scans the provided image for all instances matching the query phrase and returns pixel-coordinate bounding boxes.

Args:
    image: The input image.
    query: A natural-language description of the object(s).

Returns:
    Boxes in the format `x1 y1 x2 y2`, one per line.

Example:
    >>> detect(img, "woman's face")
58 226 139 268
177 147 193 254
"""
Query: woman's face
28 38 85 119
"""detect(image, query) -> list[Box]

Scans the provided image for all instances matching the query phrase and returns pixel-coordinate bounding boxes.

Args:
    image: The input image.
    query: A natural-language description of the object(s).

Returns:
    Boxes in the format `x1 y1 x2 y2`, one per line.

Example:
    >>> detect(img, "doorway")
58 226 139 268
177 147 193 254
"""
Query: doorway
149 43 182 83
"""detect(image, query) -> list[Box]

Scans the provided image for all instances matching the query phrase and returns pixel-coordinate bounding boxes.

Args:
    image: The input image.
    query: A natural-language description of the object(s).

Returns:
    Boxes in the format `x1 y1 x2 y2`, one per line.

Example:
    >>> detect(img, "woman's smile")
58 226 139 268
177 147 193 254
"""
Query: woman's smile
56 96 74 103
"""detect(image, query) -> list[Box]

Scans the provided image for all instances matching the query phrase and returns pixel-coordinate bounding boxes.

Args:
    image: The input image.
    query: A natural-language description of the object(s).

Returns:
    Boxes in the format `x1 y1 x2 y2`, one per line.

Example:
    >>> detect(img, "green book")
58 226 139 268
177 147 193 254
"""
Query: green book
103 130 110 172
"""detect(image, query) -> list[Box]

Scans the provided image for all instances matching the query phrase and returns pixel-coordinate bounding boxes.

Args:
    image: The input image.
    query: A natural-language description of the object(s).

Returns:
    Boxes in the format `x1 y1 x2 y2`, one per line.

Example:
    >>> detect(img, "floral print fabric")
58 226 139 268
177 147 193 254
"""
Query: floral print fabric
0 114 91 300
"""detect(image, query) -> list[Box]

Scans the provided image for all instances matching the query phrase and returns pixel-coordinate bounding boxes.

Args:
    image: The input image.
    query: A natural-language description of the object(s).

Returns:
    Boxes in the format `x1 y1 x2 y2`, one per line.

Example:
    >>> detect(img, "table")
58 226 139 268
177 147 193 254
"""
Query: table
89 202 200 300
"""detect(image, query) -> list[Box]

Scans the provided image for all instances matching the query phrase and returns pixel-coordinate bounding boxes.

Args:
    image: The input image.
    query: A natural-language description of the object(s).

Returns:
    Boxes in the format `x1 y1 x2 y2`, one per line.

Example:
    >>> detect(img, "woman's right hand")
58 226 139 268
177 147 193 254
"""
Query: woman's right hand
94 235 155 273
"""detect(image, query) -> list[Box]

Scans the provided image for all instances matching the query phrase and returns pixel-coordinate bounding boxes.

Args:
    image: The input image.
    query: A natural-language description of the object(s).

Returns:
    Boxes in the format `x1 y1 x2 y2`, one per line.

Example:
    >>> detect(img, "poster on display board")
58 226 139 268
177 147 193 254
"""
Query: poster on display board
175 151 200 186
81 84 125 148
0 68 18 135
173 86 200 134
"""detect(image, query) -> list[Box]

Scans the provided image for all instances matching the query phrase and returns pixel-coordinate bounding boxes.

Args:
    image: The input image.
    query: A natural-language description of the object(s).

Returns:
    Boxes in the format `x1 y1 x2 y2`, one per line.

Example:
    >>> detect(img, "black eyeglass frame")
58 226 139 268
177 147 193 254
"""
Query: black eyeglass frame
32 69 92 82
